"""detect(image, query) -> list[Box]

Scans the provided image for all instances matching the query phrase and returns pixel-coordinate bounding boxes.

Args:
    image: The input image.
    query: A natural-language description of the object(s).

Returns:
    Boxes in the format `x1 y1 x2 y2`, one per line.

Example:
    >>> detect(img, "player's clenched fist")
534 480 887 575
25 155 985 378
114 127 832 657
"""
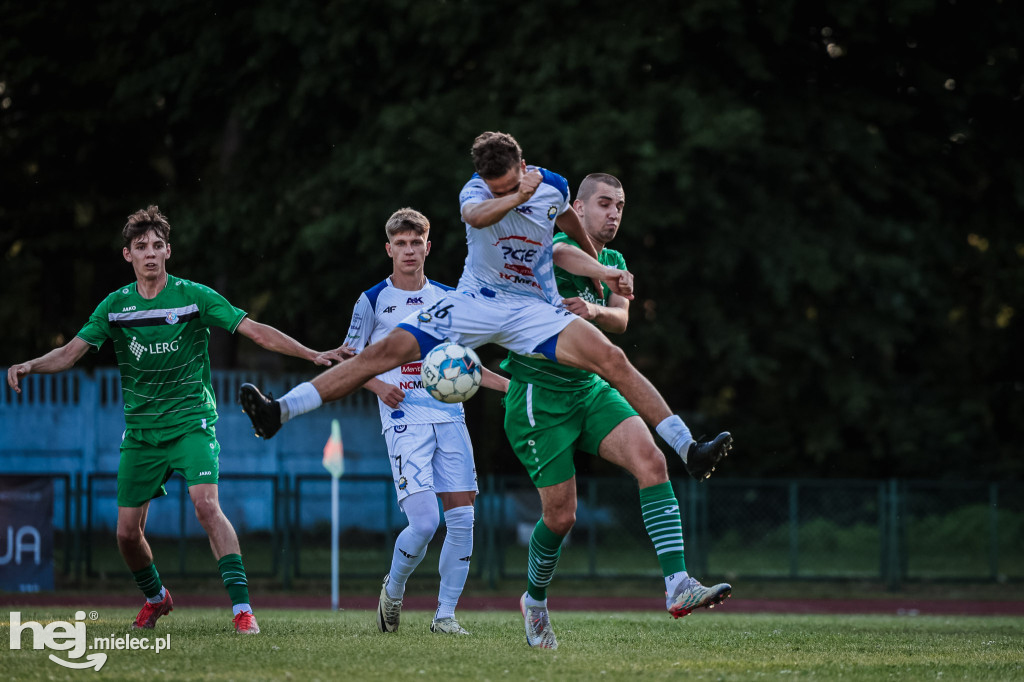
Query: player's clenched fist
602 267 634 299
516 169 543 203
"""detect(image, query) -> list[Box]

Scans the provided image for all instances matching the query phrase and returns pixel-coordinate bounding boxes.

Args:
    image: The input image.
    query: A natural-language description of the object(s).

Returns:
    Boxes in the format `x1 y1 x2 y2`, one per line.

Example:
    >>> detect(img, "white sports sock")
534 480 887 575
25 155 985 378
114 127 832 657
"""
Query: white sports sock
522 592 547 609
436 505 474 620
232 602 252 616
146 586 167 604
665 571 689 595
278 382 322 423
387 492 439 599
656 415 694 461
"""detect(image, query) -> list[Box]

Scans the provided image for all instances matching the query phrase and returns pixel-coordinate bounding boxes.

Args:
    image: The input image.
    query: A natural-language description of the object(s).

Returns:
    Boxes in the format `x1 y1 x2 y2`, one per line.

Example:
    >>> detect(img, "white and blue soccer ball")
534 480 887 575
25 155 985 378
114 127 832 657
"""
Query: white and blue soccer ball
420 342 483 403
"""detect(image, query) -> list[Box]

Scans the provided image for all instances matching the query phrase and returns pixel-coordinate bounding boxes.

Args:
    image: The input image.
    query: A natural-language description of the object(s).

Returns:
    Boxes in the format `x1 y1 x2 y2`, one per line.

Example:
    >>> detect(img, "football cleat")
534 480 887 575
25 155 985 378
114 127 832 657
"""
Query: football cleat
430 616 471 635
520 593 558 650
238 383 282 440
233 610 260 634
684 432 733 480
376 575 402 633
667 575 732 618
131 588 173 630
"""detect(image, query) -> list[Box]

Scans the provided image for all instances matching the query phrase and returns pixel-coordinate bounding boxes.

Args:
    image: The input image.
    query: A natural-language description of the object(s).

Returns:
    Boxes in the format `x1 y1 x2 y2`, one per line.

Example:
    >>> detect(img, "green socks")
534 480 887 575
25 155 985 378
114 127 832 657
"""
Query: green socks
132 564 163 599
639 482 686 576
217 553 250 606
526 519 565 601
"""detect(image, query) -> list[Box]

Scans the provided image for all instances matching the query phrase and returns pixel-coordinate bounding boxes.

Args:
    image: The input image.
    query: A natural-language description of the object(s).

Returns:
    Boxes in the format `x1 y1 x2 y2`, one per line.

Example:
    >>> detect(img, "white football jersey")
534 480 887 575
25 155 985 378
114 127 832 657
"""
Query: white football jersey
457 166 571 304
343 277 465 432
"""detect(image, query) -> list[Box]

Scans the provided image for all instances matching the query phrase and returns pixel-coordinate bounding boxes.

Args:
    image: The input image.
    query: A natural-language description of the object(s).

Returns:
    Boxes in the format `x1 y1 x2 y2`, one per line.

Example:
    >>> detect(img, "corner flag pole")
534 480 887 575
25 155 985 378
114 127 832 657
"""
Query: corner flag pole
322 419 344 611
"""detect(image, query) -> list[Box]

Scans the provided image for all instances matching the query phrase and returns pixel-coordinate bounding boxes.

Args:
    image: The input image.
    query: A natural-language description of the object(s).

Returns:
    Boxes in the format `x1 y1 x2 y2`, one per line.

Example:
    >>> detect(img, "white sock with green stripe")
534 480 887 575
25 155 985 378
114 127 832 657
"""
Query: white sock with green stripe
639 482 686 590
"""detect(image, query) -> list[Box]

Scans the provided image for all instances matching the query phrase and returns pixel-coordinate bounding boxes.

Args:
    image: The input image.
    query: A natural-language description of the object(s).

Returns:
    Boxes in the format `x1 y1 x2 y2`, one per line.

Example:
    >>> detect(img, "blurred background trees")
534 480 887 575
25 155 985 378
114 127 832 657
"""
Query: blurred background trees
2 0 1021 479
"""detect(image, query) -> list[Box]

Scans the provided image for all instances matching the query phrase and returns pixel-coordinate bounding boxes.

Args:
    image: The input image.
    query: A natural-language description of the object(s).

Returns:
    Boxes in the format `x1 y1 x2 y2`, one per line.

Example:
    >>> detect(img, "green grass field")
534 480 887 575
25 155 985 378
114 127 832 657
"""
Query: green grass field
2 608 1022 681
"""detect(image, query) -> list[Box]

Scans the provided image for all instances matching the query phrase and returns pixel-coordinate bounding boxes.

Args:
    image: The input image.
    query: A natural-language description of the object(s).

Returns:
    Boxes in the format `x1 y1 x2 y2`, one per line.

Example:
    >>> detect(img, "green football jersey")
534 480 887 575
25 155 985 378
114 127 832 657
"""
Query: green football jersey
501 233 628 390
76 274 247 429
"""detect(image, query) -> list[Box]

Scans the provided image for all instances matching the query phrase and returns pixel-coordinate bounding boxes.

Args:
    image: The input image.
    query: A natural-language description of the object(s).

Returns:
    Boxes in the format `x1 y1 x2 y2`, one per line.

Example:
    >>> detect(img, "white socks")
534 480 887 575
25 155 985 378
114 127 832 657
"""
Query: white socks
387 492 439 599
436 505 474 620
665 571 689 595
522 593 547 608
146 586 167 604
232 602 252 616
656 415 694 461
278 382 322 423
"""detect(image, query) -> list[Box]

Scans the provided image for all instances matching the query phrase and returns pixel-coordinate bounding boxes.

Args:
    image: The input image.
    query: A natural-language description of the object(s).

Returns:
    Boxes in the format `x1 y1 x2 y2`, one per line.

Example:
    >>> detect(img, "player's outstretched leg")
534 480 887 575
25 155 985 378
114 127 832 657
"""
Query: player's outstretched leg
132 587 173 630
666 575 732 619
377 574 403 633
520 593 558 649
683 432 733 480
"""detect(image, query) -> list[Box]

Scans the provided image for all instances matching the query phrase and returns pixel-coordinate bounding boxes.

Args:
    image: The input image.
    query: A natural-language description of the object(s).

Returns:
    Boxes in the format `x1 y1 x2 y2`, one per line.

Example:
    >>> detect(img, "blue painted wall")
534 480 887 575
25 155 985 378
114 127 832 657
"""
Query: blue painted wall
0 369 395 534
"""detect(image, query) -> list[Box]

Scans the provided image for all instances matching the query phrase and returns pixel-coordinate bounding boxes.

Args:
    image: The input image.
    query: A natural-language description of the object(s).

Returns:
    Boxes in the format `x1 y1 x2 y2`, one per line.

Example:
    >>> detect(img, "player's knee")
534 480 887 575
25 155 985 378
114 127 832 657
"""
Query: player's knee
544 507 576 536
407 508 440 539
116 525 143 547
192 499 222 528
633 447 669 486
591 343 628 379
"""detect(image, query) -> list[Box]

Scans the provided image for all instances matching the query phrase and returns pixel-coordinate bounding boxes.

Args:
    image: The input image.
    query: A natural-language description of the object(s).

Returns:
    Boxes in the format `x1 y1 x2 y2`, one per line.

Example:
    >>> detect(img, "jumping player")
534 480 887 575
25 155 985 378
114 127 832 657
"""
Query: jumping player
503 174 731 649
238 133 732 565
6 206 338 634
330 208 507 636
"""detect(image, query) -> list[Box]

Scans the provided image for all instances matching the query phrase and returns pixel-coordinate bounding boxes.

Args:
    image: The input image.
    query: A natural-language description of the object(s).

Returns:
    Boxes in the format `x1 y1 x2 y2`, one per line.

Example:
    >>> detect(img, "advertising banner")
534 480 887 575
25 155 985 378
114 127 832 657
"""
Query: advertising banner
0 476 55 592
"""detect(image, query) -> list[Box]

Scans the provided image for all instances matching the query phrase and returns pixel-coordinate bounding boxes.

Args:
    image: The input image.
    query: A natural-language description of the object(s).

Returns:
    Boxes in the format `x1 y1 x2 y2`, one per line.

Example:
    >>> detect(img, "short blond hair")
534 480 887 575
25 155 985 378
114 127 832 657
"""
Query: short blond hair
385 208 430 240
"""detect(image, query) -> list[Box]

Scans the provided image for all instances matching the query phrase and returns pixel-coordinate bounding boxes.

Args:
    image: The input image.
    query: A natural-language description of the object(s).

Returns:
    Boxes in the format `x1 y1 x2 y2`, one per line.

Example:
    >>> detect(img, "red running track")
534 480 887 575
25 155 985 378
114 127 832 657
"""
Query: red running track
3 593 1023 616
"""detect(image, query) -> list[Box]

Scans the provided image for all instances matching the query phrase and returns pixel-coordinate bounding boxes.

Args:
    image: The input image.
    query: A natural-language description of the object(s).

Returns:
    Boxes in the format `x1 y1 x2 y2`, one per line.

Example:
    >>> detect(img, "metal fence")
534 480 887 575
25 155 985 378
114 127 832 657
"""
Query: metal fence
14 472 1023 590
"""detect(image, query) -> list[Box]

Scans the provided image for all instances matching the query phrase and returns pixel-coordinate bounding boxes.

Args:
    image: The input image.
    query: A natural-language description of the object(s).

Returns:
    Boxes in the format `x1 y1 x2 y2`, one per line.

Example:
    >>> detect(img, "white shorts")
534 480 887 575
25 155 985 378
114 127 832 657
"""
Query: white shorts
396 291 576 359
384 422 478 503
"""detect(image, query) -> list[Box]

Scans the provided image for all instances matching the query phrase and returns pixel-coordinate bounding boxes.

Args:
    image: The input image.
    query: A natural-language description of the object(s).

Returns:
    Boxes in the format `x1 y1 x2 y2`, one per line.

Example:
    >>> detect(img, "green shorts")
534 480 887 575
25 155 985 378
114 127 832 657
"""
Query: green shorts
118 420 221 507
503 378 637 488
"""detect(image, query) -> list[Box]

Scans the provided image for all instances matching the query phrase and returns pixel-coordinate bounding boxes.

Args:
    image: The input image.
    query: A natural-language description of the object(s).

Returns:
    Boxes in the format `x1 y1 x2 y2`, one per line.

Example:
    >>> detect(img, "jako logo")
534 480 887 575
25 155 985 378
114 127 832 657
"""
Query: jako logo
8 611 107 671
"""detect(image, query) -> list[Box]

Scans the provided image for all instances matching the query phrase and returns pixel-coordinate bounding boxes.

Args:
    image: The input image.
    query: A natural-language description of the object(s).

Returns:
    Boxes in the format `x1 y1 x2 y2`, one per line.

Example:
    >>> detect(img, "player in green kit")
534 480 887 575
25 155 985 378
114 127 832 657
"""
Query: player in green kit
502 174 732 650
6 206 339 634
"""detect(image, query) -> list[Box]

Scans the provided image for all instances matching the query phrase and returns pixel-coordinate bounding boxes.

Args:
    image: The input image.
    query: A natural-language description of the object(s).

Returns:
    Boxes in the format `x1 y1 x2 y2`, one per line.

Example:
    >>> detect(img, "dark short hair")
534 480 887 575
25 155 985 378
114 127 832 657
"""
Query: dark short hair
385 208 430 240
577 173 623 203
123 205 171 247
471 131 522 179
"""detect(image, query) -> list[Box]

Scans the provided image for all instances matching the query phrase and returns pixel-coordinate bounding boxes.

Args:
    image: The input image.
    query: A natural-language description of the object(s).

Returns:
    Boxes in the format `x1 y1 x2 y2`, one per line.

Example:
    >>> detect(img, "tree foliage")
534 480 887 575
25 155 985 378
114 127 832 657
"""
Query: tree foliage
1 0 1021 479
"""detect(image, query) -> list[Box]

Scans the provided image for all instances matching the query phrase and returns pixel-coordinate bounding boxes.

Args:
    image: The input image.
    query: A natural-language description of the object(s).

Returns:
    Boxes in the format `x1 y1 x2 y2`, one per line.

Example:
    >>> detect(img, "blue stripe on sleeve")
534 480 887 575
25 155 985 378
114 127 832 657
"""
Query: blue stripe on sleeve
539 169 569 202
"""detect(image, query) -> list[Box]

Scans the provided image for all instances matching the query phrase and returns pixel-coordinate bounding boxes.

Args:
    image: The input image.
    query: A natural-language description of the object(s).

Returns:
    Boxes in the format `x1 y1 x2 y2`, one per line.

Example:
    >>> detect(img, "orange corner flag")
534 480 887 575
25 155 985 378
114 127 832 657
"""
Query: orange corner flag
323 419 344 478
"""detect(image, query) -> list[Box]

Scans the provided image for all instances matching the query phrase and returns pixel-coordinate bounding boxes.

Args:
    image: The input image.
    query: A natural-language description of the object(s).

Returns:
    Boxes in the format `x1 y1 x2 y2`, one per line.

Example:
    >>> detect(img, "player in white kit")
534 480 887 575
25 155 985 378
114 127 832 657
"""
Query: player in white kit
240 132 732 540
330 208 508 636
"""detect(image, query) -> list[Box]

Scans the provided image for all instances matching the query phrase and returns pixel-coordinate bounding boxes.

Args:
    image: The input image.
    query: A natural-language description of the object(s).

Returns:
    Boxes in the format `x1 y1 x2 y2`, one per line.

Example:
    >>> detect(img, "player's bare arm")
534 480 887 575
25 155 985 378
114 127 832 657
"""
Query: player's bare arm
236 317 337 366
481 367 510 393
562 294 629 334
554 207 599 261
553 243 634 300
6 336 91 393
462 168 543 228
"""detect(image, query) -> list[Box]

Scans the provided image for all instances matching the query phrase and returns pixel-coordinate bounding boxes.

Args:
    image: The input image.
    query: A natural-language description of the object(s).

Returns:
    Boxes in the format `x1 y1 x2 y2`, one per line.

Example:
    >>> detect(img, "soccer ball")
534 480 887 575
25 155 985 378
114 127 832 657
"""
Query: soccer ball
420 342 483 403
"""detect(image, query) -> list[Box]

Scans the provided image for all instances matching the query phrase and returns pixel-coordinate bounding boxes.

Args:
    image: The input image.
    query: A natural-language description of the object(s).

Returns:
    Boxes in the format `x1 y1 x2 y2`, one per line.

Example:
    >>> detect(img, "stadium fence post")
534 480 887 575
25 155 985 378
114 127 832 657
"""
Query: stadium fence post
788 480 799 578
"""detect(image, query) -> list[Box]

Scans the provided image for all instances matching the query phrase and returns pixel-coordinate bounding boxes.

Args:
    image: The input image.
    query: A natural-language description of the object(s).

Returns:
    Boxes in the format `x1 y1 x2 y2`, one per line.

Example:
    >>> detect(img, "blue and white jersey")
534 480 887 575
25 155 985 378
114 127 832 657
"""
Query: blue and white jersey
343 277 465 432
457 166 572 304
